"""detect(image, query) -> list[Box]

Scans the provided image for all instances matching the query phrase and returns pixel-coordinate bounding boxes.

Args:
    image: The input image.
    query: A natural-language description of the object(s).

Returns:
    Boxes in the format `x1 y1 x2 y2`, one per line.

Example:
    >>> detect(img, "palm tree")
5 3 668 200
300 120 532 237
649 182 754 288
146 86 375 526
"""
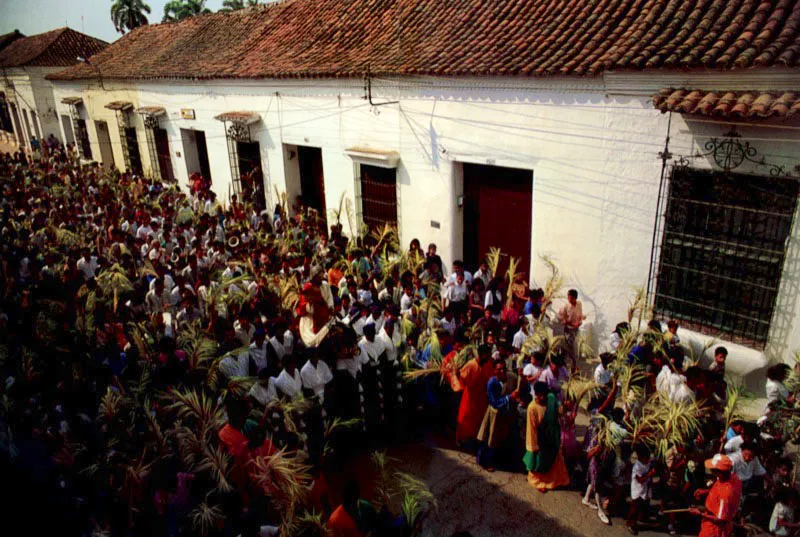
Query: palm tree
110 0 151 34
163 0 211 22
219 0 260 12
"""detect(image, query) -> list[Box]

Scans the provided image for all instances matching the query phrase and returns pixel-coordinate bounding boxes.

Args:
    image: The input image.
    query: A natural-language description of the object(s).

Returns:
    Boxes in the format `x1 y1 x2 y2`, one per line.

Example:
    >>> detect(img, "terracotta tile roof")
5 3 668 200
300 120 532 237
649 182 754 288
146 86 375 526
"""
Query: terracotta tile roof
0 28 107 69
653 88 800 118
0 30 25 53
48 0 800 81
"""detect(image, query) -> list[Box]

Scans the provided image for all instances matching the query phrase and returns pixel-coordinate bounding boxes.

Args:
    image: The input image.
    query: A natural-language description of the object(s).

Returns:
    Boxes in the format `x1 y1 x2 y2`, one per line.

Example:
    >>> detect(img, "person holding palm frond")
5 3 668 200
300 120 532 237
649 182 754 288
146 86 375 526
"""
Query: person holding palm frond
455 344 494 447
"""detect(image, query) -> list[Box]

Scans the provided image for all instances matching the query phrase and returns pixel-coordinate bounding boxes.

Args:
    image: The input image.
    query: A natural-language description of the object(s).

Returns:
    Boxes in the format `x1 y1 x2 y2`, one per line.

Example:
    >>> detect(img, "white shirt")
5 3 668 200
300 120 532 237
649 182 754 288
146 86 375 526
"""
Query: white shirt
358 337 385 365
445 280 469 303
248 379 277 406
364 315 384 334
440 316 457 336
300 360 333 400
274 369 302 400
268 336 286 362
656 365 673 396
723 435 745 454
447 271 473 287
766 378 789 411
594 363 612 386
771 502 794 537
351 316 367 337
377 327 400 363
234 321 255 347
219 352 249 378
631 460 652 500
729 451 767 482
400 293 413 315
512 329 528 350
76 256 99 280
473 268 491 288
282 330 294 355
336 350 370 379
249 341 269 373
136 225 154 241
145 288 172 315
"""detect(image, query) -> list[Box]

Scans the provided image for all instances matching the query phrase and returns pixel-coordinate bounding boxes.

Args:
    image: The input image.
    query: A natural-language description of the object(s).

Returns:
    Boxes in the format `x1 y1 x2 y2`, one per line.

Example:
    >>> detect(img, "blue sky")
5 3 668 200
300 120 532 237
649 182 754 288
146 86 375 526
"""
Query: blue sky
1 0 227 44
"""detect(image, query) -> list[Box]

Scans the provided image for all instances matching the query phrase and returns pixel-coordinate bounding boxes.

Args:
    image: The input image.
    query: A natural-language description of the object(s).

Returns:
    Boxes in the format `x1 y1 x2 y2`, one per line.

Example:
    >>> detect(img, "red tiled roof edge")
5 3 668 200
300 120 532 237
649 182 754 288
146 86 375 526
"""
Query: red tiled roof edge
653 88 800 119
47 0 800 81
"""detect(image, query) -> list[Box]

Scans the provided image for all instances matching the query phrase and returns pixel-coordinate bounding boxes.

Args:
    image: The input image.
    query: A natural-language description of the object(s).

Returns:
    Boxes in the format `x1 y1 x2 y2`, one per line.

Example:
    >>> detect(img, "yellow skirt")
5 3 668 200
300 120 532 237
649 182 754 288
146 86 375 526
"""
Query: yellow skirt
526 451 571 491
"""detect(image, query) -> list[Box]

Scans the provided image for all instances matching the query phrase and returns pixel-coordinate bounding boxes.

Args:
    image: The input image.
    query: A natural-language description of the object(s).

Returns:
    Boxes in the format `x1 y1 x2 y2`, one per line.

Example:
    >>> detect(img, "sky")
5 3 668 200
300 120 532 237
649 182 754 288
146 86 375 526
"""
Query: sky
0 0 227 44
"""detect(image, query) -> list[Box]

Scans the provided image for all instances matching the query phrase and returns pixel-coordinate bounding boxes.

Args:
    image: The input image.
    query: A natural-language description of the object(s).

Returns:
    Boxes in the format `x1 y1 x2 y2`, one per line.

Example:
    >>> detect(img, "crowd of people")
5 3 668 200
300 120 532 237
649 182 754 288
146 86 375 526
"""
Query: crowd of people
0 141 797 537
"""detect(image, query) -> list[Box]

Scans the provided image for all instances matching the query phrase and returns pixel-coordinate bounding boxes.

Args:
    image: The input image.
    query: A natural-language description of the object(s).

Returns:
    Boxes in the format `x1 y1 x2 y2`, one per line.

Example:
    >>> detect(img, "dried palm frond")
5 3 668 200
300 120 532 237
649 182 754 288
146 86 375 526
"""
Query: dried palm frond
50 226 82 248
273 273 301 313
404 331 443 381
143 398 170 457
176 206 195 226
593 414 630 452
653 395 702 460
165 388 225 431
612 358 647 409
539 254 564 315
221 376 257 400
505 256 520 308
576 332 597 363
96 264 133 312
371 450 395 508
322 417 362 456
190 500 224 537
282 512 331 537
627 286 649 327
485 247 502 279
175 425 205 470
564 375 603 408
177 320 218 370
99 388 125 424
251 449 313 513
523 324 564 364
328 191 347 227
196 444 234 493
721 383 747 448
369 223 399 258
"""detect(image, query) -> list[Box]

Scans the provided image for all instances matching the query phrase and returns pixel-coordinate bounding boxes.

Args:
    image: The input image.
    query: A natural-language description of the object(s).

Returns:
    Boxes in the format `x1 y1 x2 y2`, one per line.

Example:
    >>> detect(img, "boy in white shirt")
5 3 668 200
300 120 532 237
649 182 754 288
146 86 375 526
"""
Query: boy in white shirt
627 446 655 535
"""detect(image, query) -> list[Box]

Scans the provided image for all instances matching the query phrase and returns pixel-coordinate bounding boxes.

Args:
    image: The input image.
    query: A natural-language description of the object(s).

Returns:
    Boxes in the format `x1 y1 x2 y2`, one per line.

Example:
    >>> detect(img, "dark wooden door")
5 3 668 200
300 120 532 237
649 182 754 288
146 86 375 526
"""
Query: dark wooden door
154 128 173 181
298 146 326 225
237 141 264 209
125 127 142 174
195 130 212 181
463 163 533 274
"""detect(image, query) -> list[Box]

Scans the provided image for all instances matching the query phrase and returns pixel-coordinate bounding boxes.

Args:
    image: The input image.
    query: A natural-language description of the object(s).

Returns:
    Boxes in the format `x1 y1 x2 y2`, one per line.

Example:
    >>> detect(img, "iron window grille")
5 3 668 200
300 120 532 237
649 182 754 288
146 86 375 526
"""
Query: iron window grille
354 163 398 234
653 166 799 349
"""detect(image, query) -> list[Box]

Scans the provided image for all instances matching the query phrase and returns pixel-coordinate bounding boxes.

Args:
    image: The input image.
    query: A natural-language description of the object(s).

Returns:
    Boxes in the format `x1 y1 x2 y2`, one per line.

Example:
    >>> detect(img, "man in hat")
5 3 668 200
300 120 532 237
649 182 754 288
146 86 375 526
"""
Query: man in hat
690 454 742 537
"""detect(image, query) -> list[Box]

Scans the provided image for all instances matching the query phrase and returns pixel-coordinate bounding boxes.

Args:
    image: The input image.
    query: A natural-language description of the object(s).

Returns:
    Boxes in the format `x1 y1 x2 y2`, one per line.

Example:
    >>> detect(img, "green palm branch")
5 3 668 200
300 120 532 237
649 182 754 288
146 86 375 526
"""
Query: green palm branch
96 263 134 312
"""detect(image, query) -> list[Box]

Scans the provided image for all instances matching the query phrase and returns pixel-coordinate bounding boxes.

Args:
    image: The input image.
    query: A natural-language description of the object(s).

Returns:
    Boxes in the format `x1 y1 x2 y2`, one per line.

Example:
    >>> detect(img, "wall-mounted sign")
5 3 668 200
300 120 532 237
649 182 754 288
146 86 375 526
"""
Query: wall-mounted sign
181 109 195 120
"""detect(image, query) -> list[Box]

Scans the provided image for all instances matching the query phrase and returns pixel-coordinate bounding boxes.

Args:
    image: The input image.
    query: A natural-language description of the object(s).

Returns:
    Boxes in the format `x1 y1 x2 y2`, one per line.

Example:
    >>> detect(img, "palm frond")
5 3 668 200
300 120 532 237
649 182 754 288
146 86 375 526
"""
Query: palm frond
190 500 224 537
486 247 502 278
96 263 134 312
505 256 520 308
250 449 313 516
196 444 234 493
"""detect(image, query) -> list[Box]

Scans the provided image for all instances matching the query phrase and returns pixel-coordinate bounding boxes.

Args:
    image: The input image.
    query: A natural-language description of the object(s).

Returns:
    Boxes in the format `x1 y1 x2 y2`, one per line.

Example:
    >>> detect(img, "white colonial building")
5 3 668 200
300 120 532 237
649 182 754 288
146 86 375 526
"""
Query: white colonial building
47 0 800 390
0 27 107 150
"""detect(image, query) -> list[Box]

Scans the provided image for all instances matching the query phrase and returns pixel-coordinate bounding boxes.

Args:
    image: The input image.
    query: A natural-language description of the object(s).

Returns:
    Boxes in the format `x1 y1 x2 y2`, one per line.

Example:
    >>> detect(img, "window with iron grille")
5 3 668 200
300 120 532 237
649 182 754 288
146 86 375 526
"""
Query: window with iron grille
356 164 397 231
654 167 799 348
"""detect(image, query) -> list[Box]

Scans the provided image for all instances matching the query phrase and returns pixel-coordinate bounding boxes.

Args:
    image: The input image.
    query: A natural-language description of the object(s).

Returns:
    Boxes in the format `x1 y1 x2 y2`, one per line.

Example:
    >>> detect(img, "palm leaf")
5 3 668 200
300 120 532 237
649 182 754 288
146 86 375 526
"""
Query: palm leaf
486 247 502 278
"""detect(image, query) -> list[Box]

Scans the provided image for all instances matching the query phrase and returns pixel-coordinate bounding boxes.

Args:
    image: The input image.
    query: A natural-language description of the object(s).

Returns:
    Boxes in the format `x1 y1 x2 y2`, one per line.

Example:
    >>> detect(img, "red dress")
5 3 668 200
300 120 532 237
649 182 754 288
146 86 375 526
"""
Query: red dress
456 358 494 443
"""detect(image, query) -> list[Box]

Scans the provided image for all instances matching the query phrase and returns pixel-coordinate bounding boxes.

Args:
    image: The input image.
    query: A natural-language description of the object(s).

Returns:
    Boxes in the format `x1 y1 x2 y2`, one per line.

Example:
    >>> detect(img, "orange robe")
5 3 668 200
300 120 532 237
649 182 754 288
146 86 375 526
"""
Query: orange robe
456 358 494 444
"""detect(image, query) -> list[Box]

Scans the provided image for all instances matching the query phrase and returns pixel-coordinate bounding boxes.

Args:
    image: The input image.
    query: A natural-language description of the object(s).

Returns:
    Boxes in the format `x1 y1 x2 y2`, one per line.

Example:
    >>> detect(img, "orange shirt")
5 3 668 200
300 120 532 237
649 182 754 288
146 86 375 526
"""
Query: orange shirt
699 474 742 537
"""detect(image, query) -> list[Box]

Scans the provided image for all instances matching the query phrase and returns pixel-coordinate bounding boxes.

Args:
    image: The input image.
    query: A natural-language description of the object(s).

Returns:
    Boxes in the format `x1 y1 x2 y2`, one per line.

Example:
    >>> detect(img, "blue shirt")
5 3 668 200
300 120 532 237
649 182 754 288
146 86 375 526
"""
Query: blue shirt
487 376 510 410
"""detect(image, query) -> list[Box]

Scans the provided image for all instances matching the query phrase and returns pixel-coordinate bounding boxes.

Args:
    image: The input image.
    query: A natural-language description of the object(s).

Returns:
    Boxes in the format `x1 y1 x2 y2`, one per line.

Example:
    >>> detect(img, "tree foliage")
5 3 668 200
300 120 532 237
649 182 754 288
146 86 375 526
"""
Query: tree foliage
110 0 151 34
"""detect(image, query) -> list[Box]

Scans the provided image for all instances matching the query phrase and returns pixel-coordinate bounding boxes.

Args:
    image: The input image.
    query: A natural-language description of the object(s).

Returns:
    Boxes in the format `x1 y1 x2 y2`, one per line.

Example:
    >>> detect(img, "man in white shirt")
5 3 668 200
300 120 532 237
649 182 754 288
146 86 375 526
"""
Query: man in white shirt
729 442 768 487
136 219 155 241
512 322 530 351
300 351 334 402
473 261 491 289
219 351 249 379
400 286 414 315
76 248 99 281
274 355 303 400
377 319 401 364
249 328 270 374
446 260 473 287
358 324 385 366
377 278 401 306
248 369 277 406
145 278 172 315
234 314 255 347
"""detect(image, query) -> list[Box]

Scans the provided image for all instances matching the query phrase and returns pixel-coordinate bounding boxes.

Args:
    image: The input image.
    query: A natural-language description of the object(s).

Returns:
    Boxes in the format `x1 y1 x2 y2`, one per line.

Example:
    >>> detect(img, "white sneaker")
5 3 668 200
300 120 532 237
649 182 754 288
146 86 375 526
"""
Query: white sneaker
582 498 598 509
598 509 611 525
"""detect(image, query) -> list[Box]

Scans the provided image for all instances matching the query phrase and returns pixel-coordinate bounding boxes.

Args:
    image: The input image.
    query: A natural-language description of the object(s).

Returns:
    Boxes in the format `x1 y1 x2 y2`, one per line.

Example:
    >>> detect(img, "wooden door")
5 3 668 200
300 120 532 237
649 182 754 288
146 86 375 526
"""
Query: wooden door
298 146 326 225
154 128 173 181
463 163 533 275
125 127 142 174
95 120 115 169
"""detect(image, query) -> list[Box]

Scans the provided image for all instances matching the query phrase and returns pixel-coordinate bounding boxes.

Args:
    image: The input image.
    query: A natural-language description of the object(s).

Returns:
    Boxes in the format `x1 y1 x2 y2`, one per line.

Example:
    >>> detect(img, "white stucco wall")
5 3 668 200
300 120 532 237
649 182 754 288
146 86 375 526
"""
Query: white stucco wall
2 67 69 149
50 71 800 390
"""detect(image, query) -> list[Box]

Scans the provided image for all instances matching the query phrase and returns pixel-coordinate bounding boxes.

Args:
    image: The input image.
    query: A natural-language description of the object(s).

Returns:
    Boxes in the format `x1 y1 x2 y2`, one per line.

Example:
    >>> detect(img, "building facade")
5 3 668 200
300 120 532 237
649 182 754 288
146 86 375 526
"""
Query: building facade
0 28 106 150
47 0 800 389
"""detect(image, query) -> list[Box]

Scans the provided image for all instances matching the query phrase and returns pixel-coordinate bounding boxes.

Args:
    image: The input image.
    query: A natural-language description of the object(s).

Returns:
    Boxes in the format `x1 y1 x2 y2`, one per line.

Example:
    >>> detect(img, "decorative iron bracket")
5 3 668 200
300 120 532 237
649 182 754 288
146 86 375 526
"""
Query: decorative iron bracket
693 129 789 177
226 121 251 143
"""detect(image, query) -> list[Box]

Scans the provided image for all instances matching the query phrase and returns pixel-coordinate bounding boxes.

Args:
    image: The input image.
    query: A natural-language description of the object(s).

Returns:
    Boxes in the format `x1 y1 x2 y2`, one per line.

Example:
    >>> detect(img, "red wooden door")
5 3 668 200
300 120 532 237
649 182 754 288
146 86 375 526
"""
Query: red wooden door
463 163 532 274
